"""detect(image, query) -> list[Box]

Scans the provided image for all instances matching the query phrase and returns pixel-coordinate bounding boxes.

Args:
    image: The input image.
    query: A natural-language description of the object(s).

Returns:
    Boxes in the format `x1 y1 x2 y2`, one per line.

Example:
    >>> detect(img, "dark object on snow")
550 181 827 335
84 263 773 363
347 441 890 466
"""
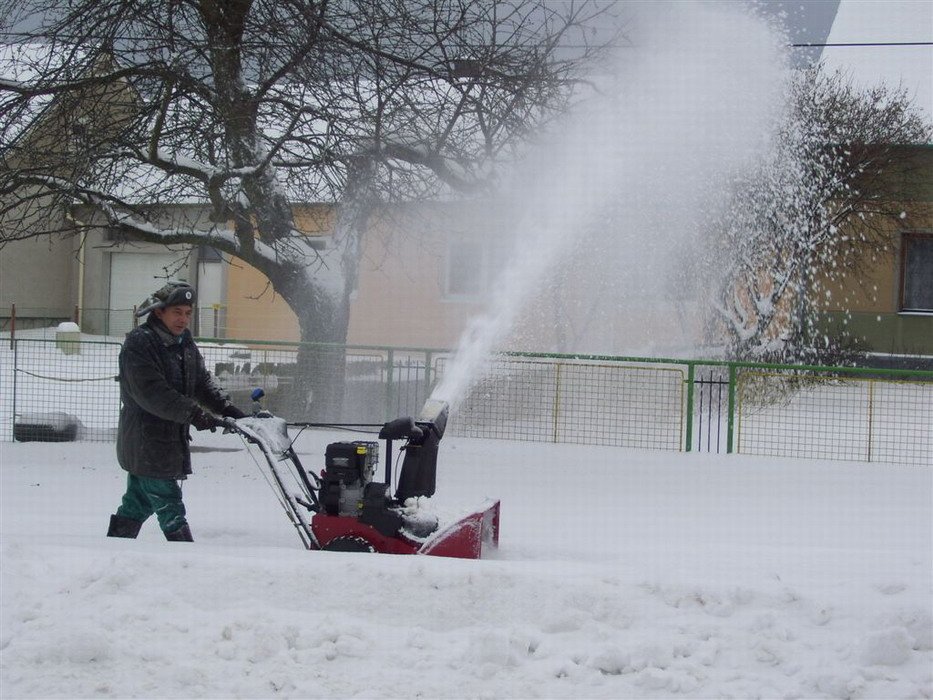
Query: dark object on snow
107 513 143 538
13 412 81 442
164 523 194 542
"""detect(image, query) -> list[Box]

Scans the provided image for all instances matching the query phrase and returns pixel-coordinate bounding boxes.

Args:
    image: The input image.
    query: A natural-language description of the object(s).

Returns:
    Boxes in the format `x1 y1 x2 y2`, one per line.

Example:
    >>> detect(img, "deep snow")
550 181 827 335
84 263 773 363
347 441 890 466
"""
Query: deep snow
1 430 930 699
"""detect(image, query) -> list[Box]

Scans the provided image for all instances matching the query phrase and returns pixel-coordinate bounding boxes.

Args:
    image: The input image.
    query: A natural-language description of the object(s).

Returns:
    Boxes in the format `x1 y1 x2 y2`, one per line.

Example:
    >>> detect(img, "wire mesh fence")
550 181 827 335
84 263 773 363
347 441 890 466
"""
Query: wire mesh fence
0 336 439 441
6 338 122 442
446 358 684 450
737 370 933 465
2 334 931 465
195 342 437 424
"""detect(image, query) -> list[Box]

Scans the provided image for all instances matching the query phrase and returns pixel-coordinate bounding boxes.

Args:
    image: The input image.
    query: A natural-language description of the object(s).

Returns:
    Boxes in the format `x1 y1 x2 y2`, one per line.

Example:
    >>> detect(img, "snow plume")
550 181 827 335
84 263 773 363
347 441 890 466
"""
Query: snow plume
433 1 788 406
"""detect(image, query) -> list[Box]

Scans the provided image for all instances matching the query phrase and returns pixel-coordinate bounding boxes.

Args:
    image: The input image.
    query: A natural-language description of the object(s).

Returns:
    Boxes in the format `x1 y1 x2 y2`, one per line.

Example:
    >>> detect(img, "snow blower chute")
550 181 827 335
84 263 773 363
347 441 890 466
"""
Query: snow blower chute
226 398 500 559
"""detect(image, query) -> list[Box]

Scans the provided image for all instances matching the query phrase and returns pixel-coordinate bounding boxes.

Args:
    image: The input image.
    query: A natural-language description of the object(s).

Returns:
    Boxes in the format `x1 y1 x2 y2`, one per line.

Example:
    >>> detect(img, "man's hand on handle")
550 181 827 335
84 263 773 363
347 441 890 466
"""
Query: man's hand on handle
190 406 222 432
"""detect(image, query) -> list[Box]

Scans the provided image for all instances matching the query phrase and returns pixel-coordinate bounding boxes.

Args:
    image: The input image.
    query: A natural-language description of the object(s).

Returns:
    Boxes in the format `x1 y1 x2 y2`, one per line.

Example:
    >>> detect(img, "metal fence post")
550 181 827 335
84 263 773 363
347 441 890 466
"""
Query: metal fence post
726 364 737 453
424 350 434 402
384 348 395 421
866 380 875 462
684 363 695 452
11 336 18 440
552 362 562 443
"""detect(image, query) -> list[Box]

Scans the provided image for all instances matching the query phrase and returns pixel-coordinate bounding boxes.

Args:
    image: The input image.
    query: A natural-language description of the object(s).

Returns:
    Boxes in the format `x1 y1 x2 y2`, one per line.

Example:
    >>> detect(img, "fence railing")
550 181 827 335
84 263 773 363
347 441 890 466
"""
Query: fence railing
2 334 931 465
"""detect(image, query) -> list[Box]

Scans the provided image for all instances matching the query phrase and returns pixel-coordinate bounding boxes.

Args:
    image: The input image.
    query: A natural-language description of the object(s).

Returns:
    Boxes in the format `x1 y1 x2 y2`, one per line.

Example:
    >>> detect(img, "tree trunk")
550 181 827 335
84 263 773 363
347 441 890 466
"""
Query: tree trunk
288 162 375 421
261 268 350 422
271 210 368 421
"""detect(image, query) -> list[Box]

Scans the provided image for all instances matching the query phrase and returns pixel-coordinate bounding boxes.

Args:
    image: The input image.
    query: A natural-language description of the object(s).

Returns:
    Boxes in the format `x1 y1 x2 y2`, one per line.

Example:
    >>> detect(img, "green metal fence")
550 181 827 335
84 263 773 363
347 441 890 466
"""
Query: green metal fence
195 339 440 425
2 335 931 465
447 357 685 450
736 370 932 464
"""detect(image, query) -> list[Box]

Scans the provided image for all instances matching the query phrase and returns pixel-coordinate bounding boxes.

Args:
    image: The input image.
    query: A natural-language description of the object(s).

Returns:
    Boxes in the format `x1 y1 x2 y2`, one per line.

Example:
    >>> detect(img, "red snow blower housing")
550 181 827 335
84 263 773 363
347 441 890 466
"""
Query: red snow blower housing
227 398 500 559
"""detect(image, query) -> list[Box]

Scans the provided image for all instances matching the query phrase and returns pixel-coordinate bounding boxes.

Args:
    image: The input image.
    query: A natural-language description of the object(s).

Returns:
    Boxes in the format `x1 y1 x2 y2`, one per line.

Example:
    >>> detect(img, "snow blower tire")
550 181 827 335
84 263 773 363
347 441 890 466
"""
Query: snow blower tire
322 535 376 553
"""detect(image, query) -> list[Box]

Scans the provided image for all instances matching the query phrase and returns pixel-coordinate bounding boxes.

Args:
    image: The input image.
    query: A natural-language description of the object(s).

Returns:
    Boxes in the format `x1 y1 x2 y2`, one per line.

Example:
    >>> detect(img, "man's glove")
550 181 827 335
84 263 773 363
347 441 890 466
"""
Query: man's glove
190 406 221 432
221 404 247 420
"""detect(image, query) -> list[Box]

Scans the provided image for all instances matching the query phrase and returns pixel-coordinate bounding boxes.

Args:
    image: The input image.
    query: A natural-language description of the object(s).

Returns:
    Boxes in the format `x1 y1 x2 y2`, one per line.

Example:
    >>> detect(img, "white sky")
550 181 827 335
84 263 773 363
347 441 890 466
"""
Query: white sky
822 0 933 126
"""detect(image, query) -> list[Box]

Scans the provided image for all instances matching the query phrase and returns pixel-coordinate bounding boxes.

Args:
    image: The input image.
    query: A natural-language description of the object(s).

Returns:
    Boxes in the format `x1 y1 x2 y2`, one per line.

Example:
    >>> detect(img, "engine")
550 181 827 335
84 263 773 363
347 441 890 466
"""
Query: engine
320 441 379 516
317 399 449 540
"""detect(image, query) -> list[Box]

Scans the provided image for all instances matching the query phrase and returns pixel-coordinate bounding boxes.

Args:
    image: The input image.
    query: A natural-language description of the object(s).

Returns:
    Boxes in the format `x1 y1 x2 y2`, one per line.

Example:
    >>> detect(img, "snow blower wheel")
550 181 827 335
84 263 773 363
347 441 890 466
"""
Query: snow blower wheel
322 535 376 553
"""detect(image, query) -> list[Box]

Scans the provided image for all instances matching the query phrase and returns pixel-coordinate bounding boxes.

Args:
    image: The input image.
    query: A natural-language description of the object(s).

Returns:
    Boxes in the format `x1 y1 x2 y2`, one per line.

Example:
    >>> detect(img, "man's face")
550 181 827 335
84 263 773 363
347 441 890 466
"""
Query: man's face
154 304 193 336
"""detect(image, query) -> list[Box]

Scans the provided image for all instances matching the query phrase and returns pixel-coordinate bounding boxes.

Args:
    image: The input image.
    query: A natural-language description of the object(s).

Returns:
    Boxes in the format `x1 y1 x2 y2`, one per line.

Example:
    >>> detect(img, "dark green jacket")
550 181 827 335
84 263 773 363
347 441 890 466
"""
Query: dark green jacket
116 317 233 479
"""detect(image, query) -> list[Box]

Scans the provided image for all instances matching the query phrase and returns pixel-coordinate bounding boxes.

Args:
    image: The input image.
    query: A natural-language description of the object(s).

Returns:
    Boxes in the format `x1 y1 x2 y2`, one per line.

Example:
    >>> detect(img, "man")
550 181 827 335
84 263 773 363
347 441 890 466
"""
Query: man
107 281 246 542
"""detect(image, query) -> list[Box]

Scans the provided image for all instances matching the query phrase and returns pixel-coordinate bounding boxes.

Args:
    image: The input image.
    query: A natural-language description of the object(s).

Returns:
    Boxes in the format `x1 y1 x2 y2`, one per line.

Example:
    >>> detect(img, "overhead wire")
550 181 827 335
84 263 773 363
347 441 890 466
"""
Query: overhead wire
0 30 930 49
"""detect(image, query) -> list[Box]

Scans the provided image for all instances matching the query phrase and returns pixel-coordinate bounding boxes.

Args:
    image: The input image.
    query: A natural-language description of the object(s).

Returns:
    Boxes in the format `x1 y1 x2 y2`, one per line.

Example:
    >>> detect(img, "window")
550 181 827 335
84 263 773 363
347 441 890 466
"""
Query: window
444 237 487 299
900 233 933 312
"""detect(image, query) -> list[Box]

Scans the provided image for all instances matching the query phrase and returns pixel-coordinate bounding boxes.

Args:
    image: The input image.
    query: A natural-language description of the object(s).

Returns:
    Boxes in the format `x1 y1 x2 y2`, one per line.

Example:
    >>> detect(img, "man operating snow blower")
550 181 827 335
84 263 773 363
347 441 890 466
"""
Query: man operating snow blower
106 281 246 542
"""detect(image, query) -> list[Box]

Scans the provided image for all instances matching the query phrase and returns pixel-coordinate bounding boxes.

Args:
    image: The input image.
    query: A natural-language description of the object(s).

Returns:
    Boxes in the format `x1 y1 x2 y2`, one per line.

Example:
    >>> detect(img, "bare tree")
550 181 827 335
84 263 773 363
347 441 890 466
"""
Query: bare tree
707 65 931 363
0 0 612 418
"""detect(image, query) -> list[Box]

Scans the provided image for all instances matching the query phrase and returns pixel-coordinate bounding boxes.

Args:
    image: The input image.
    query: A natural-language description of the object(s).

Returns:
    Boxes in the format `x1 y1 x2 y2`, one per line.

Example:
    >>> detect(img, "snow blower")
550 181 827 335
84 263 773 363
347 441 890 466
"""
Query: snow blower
225 396 500 559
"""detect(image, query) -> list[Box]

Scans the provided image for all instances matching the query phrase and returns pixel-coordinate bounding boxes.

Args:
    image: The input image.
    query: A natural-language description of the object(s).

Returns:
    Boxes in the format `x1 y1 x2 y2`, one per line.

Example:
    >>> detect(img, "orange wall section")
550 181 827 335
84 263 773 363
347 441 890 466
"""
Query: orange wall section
224 206 485 348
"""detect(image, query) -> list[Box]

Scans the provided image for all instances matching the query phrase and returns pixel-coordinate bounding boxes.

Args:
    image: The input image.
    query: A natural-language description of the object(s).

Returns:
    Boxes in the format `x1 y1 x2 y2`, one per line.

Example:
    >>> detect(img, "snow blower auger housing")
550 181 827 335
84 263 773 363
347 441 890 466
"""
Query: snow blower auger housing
228 398 500 559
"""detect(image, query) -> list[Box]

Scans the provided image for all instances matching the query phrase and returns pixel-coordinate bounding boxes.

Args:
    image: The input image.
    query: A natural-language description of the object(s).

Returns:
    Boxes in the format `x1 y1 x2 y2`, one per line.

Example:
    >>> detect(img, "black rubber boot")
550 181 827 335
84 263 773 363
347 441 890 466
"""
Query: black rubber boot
164 523 194 542
107 514 143 539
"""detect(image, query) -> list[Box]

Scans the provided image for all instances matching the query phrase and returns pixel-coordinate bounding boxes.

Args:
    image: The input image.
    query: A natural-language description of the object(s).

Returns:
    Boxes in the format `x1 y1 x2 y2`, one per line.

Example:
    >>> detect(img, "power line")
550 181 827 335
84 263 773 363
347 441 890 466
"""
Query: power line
791 41 933 48
0 30 930 50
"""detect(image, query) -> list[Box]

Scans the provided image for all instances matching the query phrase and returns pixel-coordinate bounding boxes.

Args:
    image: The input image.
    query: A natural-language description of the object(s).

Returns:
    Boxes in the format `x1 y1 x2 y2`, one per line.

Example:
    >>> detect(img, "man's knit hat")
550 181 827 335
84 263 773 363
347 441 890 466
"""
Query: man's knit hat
135 281 197 317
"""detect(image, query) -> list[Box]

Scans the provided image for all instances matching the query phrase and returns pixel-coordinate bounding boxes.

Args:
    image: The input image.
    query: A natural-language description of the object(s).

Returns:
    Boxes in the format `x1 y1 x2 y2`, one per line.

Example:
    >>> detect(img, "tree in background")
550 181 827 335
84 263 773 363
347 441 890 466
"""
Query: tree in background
0 0 612 418
707 65 930 364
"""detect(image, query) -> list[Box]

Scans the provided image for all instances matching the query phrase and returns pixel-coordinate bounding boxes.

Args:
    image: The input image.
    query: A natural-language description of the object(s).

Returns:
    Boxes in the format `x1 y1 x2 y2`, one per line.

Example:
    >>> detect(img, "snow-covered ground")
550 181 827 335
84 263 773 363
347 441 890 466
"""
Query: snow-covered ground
1 429 930 699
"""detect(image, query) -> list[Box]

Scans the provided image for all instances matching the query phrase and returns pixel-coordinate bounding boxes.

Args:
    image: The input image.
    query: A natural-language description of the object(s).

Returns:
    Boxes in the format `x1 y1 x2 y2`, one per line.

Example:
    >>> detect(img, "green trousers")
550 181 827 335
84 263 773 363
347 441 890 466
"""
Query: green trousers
116 474 188 533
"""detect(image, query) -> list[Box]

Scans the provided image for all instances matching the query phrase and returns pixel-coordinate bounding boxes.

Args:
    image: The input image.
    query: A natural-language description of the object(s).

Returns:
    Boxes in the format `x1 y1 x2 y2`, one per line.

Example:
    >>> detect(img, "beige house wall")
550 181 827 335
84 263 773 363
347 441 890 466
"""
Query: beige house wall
226 205 486 348
223 201 707 355
0 230 76 314
348 225 483 349
816 201 933 314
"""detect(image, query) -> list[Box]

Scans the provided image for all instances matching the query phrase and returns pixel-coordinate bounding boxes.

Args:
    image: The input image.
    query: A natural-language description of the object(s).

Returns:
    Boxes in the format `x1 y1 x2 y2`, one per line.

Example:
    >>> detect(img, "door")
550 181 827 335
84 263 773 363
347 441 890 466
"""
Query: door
109 253 191 337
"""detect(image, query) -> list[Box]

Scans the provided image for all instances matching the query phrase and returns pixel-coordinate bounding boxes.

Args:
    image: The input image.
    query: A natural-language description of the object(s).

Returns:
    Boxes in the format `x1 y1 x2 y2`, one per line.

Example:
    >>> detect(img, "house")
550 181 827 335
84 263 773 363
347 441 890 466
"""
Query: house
814 144 933 359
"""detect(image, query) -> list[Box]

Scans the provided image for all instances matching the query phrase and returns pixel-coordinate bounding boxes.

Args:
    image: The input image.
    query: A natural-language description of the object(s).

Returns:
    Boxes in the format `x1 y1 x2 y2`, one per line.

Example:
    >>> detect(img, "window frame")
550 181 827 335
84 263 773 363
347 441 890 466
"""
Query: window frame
898 231 933 314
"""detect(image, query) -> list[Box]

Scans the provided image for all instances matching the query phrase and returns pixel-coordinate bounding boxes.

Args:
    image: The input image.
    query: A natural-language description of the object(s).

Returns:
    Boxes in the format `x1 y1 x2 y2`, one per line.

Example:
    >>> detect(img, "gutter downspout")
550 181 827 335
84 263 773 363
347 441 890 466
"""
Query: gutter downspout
65 209 88 328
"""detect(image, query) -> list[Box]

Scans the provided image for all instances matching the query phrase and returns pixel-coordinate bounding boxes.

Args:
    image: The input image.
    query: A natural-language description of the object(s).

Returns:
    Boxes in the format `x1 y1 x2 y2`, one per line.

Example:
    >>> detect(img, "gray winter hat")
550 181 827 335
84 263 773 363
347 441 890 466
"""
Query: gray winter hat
135 281 197 317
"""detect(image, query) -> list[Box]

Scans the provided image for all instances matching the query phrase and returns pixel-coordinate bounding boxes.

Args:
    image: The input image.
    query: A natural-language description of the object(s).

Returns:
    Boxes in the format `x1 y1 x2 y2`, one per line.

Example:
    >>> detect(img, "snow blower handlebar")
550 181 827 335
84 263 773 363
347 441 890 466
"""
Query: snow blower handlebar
220 416 319 550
